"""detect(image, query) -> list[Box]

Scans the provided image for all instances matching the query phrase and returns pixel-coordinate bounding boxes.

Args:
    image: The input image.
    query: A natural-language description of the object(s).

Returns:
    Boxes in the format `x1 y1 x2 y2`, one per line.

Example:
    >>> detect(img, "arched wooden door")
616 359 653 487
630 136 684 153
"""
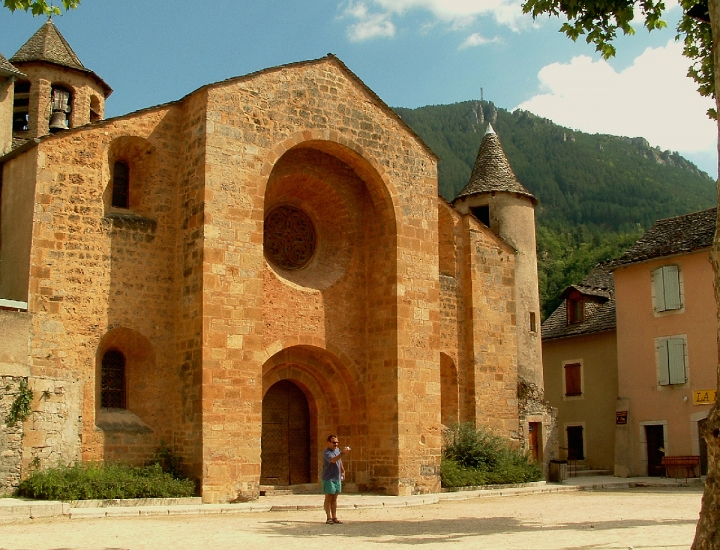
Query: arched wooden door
261 380 311 485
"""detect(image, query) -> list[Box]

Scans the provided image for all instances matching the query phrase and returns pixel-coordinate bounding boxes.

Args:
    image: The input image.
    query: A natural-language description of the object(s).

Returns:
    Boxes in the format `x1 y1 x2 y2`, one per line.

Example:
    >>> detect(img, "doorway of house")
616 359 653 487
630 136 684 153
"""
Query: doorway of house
645 424 665 477
529 422 542 463
566 425 584 460
698 417 708 475
260 380 311 485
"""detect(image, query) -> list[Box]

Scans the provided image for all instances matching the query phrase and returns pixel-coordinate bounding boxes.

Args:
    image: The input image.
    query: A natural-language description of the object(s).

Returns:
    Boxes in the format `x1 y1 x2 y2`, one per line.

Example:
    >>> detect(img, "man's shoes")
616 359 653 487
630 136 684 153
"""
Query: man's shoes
332 518 343 524
326 518 335 524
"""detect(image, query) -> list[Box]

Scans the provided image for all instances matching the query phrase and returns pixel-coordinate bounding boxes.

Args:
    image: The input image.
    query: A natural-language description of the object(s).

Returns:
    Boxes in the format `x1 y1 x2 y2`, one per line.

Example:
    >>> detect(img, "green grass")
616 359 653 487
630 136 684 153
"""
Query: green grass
441 422 543 488
16 462 196 501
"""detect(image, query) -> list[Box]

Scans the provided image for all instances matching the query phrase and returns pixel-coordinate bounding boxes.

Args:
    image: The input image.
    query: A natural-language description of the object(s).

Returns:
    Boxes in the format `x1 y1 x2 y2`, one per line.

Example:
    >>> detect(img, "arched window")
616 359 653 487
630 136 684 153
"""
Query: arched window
49 85 72 132
89 95 101 122
12 80 30 132
101 349 126 408
111 161 130 208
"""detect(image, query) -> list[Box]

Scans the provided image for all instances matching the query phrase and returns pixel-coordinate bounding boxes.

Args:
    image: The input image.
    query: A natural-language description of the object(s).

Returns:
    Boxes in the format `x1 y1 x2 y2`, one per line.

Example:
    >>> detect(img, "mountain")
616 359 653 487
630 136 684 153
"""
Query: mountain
393 100 717 318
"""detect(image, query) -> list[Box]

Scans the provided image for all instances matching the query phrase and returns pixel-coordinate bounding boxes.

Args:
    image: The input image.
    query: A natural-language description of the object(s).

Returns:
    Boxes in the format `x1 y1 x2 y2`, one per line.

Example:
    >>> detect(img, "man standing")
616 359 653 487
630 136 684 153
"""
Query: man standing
322 434 350 524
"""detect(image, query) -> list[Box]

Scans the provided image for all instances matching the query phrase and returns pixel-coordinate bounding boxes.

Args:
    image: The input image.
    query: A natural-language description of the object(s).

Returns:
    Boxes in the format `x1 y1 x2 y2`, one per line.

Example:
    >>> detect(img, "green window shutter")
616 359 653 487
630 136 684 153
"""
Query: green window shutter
667 338 687 384
662 266 681 310
653 268 666 311
657 340 670 385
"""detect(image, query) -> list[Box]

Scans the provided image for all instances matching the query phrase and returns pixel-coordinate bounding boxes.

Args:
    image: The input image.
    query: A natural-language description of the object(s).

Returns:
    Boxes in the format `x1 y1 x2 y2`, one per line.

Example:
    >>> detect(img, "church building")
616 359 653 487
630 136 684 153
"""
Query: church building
0 21 551 502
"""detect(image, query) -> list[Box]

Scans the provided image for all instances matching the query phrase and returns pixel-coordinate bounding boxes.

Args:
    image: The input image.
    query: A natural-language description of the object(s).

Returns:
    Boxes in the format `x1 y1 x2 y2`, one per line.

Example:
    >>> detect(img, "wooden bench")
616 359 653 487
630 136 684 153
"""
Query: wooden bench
661 456 700 480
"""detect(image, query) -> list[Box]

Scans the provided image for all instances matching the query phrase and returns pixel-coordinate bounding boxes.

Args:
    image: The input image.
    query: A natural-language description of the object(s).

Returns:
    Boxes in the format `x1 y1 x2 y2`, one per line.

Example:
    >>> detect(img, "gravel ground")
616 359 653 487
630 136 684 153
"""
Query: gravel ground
0 486 702 550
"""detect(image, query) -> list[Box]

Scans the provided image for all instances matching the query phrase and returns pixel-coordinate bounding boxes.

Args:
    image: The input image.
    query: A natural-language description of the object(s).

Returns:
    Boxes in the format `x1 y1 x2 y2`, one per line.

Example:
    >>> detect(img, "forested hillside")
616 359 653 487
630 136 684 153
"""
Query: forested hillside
394 101 717 318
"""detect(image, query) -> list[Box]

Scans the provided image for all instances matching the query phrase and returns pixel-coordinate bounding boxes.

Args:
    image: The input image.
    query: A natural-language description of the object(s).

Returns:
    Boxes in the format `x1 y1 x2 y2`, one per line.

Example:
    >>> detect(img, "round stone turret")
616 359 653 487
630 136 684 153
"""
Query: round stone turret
9 19 111 140
453 124 544 388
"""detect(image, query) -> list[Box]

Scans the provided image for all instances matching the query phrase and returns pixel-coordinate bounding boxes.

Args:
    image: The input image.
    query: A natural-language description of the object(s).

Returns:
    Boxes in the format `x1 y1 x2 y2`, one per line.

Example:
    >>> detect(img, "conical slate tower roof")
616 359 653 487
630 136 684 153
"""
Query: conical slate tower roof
455 124 537 204
11 19 85 70
0 52 24 78
10 19 112 96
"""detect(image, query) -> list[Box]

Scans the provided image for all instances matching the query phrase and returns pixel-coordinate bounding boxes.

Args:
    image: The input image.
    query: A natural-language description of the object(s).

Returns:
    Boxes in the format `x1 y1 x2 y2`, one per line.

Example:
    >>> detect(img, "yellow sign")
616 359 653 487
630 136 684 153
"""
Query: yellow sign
692 389 717 405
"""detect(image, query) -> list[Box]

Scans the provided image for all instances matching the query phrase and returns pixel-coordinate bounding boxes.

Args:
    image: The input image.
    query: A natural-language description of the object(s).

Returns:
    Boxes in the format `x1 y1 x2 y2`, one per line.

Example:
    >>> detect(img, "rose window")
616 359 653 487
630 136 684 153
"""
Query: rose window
264 205 317 270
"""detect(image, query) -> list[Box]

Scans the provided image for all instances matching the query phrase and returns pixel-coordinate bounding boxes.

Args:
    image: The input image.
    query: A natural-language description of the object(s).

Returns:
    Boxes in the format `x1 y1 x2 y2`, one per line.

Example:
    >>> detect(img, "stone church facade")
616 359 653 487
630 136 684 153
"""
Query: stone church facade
0 21 551 502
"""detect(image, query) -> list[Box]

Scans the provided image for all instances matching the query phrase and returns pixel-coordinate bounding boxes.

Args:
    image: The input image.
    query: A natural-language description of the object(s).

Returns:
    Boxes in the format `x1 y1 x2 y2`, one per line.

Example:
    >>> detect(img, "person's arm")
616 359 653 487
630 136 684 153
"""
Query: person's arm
329 446 350 464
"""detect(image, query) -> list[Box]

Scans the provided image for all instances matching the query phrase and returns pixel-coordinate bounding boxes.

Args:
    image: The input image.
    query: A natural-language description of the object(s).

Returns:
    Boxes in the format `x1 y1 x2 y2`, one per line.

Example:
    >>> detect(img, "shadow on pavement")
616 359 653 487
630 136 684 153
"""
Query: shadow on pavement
256 516 697 544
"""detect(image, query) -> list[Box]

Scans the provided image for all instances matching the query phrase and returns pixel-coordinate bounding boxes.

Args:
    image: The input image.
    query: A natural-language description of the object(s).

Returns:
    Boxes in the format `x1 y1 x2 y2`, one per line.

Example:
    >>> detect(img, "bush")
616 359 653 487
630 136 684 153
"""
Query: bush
441 422 543 488
17 462 196 501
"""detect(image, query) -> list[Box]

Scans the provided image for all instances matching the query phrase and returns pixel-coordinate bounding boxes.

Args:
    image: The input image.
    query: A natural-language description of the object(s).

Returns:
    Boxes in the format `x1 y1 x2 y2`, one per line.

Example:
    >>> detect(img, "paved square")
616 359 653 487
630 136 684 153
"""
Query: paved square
0 486 703 549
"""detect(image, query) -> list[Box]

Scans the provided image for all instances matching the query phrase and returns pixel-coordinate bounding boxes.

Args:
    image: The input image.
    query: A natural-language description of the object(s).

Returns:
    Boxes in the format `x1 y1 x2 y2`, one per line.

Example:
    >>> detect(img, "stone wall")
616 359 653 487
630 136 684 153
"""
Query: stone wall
0 376 24 493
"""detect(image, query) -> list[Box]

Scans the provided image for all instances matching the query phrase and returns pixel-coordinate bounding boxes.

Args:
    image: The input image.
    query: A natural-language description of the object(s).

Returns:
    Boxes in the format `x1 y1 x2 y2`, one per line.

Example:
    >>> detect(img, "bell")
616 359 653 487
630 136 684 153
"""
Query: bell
49 111 68 132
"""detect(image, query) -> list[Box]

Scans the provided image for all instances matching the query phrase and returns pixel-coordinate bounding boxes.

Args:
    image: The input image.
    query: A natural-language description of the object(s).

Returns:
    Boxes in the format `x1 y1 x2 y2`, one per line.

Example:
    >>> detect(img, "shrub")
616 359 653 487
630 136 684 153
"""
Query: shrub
17 462 195 500
441 422 543 488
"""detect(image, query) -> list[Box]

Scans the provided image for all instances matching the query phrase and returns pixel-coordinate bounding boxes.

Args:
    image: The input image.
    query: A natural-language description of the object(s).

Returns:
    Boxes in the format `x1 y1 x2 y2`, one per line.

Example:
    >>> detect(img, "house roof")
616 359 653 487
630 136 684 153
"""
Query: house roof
609 207 717 268
0 52 24 79
542 265 616 340
10 19 112 97
453 124 537 205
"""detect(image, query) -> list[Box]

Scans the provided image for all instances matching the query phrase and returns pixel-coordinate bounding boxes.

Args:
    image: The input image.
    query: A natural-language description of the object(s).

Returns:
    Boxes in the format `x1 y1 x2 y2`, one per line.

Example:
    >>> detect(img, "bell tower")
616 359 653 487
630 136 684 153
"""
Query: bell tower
9 19 111 141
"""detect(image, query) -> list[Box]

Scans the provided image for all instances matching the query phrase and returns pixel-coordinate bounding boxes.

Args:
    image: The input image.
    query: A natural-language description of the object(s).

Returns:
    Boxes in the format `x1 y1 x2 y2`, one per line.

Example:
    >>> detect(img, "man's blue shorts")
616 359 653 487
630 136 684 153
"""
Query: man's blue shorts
321 479 342 494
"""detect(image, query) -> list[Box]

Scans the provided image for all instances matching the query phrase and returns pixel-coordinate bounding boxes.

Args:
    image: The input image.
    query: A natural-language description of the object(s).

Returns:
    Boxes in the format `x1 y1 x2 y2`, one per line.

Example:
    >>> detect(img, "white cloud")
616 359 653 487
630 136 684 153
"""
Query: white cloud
340 0 528 40
345 2 396 41
459 32 501 48
515 39 717 156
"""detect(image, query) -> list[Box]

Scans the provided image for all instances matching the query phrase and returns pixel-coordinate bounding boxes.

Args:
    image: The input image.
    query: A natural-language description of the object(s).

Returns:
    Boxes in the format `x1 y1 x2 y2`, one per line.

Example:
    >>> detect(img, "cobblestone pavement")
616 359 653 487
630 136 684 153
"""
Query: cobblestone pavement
0 485 702 550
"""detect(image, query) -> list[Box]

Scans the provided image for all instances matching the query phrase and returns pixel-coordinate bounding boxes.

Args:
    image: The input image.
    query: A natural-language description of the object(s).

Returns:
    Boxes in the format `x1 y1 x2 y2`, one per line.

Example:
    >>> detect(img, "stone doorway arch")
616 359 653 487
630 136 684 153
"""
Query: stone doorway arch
261 380 311 485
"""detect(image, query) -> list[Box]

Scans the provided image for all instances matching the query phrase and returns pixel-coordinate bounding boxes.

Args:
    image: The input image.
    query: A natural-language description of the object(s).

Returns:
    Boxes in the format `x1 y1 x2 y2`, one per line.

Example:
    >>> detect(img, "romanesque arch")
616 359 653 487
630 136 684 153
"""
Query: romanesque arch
440 352 459 427
261 345 366 484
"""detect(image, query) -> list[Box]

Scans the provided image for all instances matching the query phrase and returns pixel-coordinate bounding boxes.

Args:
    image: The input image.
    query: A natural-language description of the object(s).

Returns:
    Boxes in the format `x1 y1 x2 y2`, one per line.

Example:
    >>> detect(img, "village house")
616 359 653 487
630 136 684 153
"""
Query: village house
542 207 718 478
541 266 617 473
0 21 551 502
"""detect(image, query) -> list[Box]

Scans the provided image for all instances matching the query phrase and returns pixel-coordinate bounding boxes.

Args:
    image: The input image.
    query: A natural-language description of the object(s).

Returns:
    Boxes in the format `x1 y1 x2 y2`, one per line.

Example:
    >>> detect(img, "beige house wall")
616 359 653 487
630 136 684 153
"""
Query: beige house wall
543 330 618 470
614 250 717 476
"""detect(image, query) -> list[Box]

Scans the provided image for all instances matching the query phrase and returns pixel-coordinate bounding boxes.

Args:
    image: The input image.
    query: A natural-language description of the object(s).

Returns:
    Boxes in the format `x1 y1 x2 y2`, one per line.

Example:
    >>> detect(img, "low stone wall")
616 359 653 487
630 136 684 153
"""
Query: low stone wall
0 376 25 494
22 377 83 471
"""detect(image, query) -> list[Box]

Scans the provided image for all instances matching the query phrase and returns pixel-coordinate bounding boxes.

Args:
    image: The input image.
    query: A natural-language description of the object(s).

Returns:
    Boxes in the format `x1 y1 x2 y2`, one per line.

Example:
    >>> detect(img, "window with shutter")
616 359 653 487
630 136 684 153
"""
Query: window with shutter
656 336 687 386
653 265 682 312
566 291 584 325
564 363 582 396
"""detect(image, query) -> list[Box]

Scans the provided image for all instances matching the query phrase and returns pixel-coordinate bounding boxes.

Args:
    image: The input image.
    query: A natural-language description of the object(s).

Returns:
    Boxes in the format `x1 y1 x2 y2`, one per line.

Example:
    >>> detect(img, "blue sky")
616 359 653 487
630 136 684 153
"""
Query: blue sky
1 0 717 178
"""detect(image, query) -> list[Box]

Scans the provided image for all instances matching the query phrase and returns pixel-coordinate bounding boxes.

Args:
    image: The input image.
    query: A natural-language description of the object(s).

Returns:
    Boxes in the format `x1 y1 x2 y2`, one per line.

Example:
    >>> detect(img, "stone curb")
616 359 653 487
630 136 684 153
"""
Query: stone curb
0 477 702 521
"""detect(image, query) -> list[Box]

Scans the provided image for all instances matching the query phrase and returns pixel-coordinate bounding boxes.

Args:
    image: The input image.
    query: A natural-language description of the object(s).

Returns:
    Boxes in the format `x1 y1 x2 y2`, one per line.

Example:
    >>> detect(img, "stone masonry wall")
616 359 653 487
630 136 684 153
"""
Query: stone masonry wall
463 217 519 438
0 376 24 493
200 58 439 500
22 105 183 470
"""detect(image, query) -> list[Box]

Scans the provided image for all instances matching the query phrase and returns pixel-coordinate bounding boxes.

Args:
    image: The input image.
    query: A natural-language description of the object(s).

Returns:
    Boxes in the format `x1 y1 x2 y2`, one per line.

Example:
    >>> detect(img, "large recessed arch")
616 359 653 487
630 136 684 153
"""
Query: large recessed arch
258 132 400 223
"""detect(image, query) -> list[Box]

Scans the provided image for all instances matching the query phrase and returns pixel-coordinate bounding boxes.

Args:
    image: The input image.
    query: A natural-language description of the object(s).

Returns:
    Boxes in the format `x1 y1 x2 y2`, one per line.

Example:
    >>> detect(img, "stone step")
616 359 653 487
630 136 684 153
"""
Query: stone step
259 483 359 496
567 469 612 477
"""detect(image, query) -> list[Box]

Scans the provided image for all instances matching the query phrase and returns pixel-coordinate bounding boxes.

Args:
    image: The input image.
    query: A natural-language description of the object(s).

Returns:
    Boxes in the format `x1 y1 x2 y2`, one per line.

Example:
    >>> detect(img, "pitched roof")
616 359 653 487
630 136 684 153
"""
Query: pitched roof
10 19 112 97
454 124 537 204
542 265 616 340
609 207 717 268
0 52 24 79
11 19 85 70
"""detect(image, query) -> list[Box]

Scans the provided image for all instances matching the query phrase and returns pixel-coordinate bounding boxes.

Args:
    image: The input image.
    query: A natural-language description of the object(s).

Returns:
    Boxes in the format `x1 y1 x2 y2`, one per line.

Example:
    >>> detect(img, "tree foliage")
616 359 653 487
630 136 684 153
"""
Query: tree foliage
522 0 715 117
3 0 79 16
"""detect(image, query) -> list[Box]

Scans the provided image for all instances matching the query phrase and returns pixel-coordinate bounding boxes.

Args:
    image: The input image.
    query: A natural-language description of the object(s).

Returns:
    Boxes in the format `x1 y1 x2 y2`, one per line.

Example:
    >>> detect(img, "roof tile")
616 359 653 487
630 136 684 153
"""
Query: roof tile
609 207 717 267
